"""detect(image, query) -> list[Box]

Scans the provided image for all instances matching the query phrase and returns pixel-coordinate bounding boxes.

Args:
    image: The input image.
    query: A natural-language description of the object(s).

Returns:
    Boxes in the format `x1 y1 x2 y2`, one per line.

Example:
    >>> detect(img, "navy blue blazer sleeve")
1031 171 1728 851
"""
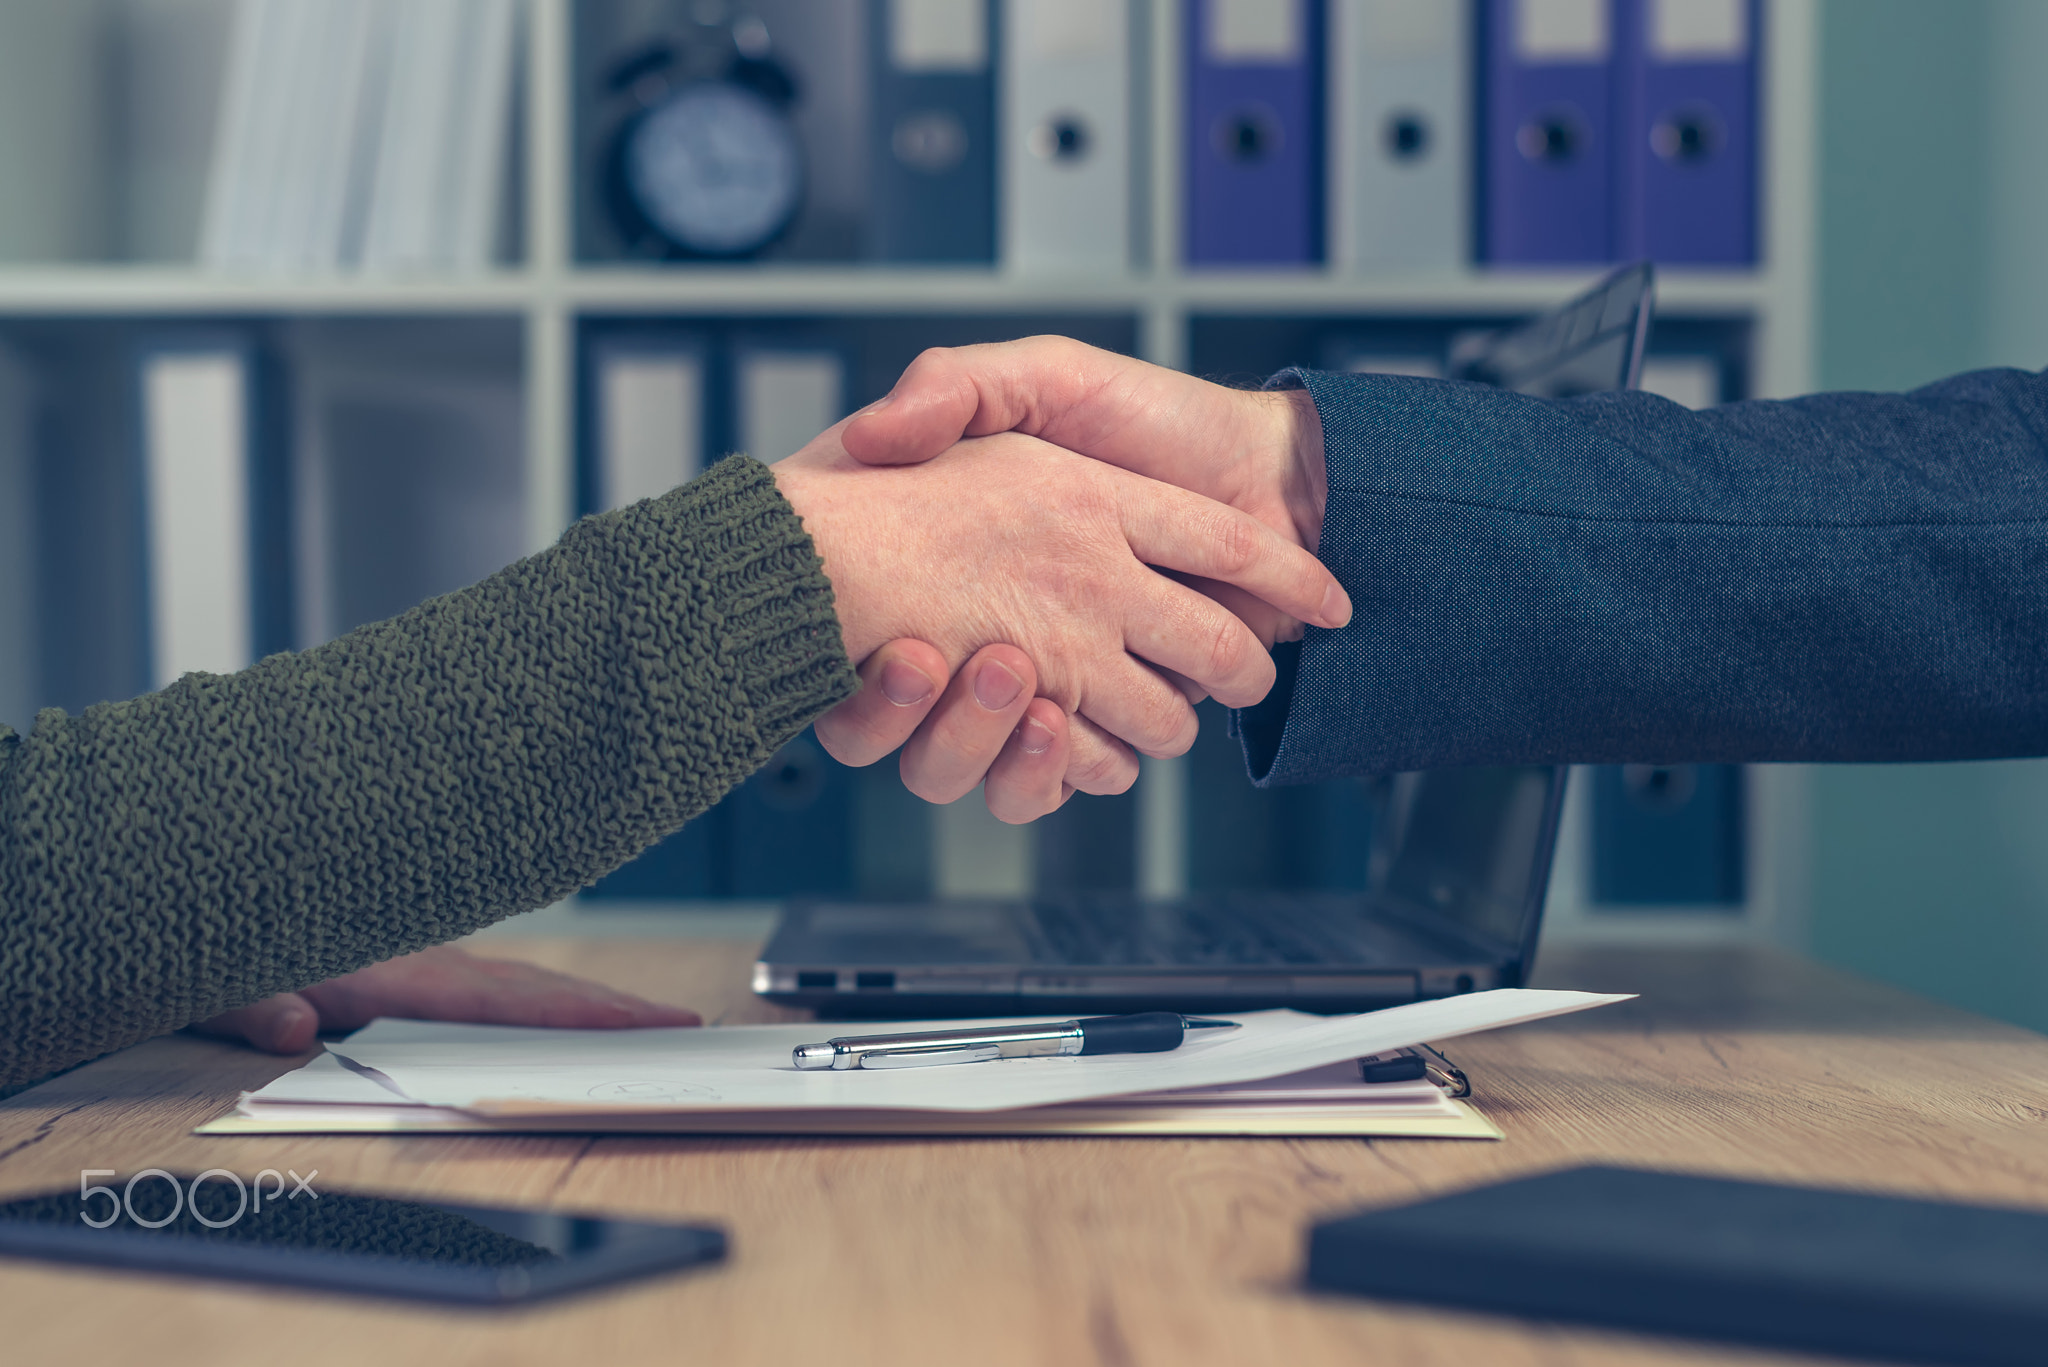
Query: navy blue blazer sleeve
1237 365 2048 783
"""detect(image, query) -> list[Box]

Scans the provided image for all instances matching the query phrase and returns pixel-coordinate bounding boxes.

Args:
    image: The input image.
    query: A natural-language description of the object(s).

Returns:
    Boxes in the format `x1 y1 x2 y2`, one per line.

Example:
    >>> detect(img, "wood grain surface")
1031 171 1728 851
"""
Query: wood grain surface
2 940 2044 1367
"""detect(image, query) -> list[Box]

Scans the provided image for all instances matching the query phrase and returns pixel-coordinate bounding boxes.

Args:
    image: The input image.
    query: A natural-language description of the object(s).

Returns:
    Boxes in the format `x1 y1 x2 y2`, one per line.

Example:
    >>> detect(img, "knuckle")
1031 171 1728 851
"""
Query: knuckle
1108 685 1175 754
1203 615 1250 685
1095 758 1140 795
1139 688 1194 752
1068 746 1129 794
1026 557 1083 609
906 345 958 385
1150 711 1197 758
1211 511 1261 577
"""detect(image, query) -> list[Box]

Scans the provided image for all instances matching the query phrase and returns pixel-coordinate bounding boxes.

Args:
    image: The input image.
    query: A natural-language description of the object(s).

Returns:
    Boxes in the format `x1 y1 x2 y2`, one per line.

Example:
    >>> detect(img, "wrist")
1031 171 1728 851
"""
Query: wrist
769 455 886 665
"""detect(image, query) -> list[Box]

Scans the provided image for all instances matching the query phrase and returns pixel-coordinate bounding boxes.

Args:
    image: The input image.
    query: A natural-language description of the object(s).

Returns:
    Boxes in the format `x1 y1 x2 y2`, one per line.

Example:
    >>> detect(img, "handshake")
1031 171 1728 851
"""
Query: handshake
769 336 1349 823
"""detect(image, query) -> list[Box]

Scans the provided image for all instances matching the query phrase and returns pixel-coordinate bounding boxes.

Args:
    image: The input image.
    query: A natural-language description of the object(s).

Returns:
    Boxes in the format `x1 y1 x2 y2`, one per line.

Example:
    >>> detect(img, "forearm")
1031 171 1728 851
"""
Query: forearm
1243 365 2048 780
0 455 856 1087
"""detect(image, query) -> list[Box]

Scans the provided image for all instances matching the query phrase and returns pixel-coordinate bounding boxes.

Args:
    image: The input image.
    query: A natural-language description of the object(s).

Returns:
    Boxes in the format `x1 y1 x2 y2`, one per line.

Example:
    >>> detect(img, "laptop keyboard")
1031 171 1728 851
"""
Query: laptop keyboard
1025 892 1399 967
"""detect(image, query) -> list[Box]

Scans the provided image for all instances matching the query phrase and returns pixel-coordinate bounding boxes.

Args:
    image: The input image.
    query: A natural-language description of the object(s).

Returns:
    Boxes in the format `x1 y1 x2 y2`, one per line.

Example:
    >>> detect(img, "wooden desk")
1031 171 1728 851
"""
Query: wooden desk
2 942 2045 1366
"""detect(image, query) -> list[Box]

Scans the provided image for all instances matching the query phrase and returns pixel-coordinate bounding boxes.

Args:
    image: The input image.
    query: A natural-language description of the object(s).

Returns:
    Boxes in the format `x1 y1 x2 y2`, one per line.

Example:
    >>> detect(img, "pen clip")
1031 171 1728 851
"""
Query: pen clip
1415 1044 1470 1098
858 1044 1004 1070
1356 1046 1471 1097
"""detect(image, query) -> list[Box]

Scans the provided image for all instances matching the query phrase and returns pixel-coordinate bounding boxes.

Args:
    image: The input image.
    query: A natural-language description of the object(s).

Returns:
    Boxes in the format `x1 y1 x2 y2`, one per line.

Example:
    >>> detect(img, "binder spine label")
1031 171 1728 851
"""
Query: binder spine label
1332 0 1471 270
870 0 997 262
1480 0 1617 264
1619 0 1758 264
1186 0 1326 266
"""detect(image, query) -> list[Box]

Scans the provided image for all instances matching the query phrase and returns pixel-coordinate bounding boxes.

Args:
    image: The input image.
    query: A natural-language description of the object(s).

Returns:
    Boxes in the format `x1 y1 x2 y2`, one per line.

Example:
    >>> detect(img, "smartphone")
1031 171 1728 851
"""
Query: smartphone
0 1171 725 1305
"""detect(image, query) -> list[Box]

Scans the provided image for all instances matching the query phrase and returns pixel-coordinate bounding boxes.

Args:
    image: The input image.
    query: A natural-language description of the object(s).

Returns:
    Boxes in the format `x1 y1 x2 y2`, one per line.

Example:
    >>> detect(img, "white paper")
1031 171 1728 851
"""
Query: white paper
327 989 1628 1115
253 1050 410 1104
248 1050 1448 1110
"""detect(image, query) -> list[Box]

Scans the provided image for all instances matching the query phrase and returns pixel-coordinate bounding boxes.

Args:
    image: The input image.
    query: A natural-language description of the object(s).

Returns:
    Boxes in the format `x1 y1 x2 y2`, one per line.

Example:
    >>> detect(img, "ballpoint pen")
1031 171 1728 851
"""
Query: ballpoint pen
791 1012 1240 1071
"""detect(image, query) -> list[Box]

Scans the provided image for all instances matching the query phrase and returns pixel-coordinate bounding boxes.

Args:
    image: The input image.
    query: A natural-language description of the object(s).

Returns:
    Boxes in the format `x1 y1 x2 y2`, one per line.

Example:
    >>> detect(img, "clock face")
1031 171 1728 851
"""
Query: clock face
623 81 803 257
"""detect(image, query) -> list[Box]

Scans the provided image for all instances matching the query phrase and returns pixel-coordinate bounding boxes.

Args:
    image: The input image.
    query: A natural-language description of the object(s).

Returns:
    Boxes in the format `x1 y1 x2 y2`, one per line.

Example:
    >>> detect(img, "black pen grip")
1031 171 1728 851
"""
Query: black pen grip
1076 1012 1186 1055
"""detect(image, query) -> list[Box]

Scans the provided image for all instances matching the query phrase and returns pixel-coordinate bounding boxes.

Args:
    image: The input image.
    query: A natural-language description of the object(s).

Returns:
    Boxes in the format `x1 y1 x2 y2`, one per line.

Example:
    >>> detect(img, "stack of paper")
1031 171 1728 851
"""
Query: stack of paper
199 0 518 274
201 990 1630 1140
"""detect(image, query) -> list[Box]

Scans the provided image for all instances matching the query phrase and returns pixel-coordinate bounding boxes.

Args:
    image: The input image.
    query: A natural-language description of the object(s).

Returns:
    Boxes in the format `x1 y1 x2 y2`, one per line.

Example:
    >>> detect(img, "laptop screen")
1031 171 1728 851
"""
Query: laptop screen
1371 767 1560 955
1448 261 1653 397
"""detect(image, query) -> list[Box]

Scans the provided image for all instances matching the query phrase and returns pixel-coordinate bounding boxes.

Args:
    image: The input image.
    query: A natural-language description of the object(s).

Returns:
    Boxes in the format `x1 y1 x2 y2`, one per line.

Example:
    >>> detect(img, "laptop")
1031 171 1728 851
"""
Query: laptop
756 263 1655 1018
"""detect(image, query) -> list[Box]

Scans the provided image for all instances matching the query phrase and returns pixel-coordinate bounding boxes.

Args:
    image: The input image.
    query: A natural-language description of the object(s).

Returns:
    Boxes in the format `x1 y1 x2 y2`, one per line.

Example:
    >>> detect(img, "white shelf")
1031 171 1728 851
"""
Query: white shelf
0 267 539 315
0 263 1788 318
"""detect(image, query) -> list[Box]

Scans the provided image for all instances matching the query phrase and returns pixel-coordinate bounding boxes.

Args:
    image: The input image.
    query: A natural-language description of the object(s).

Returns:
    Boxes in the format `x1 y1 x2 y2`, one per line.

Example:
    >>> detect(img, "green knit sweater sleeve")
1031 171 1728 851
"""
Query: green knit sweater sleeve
0 455 857 1088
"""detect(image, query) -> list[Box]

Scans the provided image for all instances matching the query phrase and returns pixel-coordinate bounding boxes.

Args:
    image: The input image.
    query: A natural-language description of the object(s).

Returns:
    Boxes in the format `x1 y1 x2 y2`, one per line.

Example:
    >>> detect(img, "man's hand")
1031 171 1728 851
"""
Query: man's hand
774 424 1348 785
841 335 1329 577
191 944 700 1055
812 639 1080 818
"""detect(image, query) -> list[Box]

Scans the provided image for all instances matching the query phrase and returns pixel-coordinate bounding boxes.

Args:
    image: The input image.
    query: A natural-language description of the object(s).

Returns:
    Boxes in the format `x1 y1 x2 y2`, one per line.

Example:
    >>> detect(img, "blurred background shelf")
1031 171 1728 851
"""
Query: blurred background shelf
0 265 1791 315
20 0 2048 1035
0 0 1818 947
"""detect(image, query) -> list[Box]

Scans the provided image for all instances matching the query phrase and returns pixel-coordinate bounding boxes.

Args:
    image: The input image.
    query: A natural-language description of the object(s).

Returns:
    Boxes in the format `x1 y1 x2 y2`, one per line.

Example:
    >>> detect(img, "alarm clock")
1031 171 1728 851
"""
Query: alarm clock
603 14 805 260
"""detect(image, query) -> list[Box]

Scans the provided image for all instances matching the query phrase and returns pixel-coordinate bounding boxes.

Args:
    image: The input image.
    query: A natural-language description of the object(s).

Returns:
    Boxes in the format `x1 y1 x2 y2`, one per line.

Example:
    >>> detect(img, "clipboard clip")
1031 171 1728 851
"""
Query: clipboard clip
1357 1044 1471 1098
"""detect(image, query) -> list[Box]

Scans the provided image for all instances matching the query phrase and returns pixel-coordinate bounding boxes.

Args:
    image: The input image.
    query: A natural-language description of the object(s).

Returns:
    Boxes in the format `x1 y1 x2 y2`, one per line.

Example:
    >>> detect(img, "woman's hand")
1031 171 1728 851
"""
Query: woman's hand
190 944 700 1055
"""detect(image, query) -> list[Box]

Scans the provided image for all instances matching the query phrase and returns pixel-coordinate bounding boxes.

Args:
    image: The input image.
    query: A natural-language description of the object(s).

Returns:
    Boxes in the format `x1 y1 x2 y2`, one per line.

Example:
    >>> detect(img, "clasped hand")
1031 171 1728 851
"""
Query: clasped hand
777 338 1339 822
203 340 1336 1052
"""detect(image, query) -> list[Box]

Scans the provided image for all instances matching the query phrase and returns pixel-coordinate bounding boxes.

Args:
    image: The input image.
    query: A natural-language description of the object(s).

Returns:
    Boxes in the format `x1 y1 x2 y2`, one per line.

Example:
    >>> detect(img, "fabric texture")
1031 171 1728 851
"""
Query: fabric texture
0 455 857 1089
1240 365 2048 784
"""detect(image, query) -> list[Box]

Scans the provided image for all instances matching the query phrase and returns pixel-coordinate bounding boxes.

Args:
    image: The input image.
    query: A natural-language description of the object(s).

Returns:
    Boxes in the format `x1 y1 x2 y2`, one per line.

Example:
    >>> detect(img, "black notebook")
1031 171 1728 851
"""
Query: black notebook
1305 1166 2048 1367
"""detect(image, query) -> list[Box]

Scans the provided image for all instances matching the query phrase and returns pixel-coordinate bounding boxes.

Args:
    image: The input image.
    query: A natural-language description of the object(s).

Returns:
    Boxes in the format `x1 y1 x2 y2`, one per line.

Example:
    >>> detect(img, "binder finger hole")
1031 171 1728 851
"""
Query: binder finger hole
1212 103 1282 164
1514 107 1585 164
1382 111 1431 162
1028 114 1093 163
1650 106 1725 163
892 109 970 174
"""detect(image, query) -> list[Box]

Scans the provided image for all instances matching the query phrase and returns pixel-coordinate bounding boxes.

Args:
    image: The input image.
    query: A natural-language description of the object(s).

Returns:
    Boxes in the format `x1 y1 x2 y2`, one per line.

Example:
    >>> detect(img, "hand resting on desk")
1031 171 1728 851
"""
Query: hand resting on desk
191 944 700 1055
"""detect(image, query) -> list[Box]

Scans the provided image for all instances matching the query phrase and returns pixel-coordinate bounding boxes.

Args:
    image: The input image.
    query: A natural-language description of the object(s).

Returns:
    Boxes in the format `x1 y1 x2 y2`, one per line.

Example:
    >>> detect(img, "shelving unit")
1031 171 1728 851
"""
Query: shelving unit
0 0 1820 944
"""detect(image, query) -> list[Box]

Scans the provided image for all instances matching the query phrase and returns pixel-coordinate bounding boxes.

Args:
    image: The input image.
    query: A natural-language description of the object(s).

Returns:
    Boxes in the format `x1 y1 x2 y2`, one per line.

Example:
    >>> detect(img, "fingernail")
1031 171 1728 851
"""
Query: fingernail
1320 582 1354 628
857 392 895 416
974 660 1024 711
880 659 933 706
1020 716 1055 755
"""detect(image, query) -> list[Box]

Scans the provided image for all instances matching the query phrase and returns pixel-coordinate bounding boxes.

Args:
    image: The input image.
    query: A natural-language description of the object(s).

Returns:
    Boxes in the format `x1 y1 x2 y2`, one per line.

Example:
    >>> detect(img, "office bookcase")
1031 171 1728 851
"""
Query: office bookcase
0 0 1819 946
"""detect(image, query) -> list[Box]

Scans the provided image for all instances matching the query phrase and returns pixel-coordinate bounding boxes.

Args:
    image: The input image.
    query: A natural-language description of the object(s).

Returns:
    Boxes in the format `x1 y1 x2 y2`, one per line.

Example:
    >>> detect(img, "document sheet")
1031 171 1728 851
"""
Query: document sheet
332 990 1622 1114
